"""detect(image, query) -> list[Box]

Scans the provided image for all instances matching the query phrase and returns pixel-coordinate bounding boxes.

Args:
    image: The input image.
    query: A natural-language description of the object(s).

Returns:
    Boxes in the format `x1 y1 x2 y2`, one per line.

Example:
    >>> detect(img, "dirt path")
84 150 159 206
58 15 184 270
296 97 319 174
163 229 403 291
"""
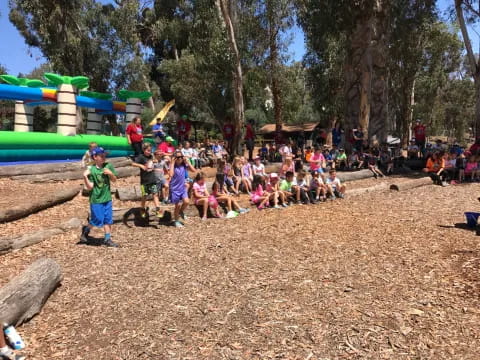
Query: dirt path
1 178 479 359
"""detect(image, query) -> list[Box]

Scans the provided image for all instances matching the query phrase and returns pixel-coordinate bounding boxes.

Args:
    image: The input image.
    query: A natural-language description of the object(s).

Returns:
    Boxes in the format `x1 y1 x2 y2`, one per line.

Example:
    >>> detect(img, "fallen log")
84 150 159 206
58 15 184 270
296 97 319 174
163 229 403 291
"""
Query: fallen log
12 164 138 182
347 182 390 197
0 186 80 223
0 258 62 326
337 169 374 182
0 157 131 177
0 218 82 255
116 185 151 201
389 177 433 191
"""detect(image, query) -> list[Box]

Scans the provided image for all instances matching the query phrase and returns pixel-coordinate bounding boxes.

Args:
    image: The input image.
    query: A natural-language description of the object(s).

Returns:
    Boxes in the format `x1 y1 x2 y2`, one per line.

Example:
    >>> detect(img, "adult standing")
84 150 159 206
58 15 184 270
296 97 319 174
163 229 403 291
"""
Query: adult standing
245 119 256 161
331 122 343 147
352 126 365 152
126 116 144 156
177 115 191 143
413 119 426 155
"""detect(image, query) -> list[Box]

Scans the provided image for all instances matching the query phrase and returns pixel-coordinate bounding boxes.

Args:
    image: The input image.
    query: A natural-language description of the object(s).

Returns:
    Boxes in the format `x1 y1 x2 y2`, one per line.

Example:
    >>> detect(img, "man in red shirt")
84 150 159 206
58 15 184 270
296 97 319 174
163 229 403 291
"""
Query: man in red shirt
177 115 191 142
159 136 175 156
245 119 255 161
413 119 426 155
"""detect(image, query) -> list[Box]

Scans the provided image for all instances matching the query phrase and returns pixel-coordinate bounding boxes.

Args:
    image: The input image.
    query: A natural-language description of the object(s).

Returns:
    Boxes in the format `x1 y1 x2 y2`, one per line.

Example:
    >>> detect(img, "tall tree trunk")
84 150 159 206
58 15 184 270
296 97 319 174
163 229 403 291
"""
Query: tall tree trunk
267 0 283 136
456 0 480 137
217 0 245 155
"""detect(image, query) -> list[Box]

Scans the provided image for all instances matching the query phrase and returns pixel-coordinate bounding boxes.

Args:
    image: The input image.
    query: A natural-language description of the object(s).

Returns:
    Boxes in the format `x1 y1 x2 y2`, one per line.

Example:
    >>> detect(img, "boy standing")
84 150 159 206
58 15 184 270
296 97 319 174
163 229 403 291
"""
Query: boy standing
81 147 119 247
132 143 163 218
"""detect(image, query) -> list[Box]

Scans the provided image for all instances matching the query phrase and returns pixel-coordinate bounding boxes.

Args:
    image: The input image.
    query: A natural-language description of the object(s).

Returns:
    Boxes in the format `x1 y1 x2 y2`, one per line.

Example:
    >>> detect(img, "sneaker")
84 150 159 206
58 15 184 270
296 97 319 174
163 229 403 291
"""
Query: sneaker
103 239 119 248
441 181 449 187
155 210 163 218
329 195 336 201
140 207 148 218
226 210 238 218
337 193 344 199
180 212 188 220
80 226 90 243
273 205 281 209
174 220 184 228
238 208 250 214
0 348 25 360
282 203 288 207
201 216 207 221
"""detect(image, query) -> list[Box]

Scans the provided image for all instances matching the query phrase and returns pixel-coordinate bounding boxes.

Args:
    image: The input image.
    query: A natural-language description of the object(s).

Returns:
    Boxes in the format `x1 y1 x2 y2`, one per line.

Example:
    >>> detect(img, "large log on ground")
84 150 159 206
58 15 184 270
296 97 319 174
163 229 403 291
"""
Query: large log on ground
389 177 433 191
0 186 80 223
337 169 373 182
347 182 389 197
0 157 131 177
116 185 151 201
0 218 82 255
0 258 62 326
12 165 138 182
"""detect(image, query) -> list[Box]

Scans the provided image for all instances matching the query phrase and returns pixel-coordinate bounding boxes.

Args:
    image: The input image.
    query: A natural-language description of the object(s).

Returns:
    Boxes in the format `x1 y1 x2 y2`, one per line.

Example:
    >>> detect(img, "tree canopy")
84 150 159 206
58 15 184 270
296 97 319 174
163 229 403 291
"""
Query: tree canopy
1 0 478 145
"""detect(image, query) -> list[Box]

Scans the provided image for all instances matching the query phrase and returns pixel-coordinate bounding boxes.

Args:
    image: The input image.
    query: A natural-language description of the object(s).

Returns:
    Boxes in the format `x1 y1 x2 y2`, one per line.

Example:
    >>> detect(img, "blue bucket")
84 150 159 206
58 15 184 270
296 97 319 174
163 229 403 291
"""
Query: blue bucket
465 212 480 228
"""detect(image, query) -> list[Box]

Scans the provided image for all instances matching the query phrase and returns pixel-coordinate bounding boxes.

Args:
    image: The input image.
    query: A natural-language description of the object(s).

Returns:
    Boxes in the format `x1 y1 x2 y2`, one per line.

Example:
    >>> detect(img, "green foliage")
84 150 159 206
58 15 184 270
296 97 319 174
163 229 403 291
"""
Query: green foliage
43 73 89 88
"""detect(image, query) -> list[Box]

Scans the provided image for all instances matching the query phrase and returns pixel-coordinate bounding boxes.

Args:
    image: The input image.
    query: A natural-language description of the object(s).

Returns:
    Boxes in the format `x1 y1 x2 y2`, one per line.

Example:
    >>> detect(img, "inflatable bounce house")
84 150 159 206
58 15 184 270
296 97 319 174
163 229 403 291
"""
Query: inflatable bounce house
0 73 152 163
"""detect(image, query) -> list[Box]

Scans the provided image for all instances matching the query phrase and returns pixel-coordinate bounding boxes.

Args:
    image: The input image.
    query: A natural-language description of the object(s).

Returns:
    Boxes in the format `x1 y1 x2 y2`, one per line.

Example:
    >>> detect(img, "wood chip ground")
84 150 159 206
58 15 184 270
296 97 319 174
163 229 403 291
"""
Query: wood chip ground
0 174 479 359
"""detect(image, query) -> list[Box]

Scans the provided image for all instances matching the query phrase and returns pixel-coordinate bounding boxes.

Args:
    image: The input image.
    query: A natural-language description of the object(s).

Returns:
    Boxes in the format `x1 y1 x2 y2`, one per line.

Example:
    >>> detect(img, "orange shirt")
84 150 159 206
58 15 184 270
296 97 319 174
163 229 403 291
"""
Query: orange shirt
305 151 312 162
426 158 444 172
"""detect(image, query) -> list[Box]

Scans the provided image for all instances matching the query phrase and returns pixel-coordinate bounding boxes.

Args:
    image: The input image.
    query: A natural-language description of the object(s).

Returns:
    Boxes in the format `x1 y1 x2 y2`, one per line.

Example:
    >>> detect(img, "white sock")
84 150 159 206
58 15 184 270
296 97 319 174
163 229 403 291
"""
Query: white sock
0 346 12 354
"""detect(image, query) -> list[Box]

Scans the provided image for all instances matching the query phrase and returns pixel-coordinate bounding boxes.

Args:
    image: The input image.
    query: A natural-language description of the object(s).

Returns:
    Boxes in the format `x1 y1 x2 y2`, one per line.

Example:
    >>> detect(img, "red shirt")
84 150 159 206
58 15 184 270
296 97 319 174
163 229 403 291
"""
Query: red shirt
126 123 143 143
245 124 254 140
159 142 175 154
177 119 191 136
223 124 234 139
414 125 426 142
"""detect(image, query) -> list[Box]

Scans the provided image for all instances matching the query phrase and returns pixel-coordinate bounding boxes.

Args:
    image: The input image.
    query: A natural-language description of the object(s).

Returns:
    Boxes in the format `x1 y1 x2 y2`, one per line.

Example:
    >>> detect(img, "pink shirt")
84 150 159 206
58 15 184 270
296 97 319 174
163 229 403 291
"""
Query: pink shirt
193 182 207 198
310 153 325 171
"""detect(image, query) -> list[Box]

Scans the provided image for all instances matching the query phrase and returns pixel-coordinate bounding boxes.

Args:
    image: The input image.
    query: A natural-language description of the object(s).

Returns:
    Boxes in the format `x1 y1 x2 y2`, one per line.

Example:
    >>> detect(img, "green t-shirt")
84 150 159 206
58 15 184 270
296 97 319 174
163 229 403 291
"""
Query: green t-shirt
280 179 293 191
337 153 347 161
88 162 117 204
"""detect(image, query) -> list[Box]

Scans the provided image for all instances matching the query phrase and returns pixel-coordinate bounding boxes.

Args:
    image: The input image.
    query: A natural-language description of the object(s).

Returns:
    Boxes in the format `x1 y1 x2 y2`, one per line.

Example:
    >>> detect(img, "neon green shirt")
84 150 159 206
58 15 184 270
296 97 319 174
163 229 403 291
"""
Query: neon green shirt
88 162 117 204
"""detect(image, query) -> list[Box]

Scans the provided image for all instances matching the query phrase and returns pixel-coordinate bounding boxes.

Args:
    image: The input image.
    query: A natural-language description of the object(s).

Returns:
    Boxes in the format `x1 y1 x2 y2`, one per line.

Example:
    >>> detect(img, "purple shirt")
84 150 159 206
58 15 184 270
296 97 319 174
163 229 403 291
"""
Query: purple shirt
170 164 187 194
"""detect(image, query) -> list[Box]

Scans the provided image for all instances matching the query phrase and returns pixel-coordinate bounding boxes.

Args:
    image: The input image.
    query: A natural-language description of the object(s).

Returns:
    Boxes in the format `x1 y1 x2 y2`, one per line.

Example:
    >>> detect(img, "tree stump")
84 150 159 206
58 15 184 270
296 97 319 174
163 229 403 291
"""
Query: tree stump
0 258 62 326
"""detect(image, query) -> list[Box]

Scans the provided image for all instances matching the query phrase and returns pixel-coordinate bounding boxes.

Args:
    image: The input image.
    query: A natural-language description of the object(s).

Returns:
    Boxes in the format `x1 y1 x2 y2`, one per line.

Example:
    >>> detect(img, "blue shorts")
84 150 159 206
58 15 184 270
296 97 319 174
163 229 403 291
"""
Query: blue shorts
89 201 113 227
169 189 188 204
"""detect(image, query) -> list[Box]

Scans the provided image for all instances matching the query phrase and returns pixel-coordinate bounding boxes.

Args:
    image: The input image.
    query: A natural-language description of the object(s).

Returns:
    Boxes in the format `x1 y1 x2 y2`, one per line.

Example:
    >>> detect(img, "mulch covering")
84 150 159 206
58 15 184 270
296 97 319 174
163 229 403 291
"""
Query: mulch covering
0 173 479 359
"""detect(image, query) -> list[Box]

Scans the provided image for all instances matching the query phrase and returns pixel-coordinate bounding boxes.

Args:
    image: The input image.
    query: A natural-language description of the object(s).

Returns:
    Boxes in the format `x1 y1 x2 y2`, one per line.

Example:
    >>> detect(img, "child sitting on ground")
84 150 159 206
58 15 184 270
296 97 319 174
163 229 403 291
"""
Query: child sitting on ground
80 147 119 247
280 171 301 204
465 153 478 181
81 141 98 168
251 175 274 209
193 172 222 219
296 170 312 204
241 156 253 193
310 171 326 202
267 173 288 207
132 143 163 218
252 156 267 177
335 148 348 170
326 169 346 199
456 151 466 183
367 150 385 178
211 181 249 217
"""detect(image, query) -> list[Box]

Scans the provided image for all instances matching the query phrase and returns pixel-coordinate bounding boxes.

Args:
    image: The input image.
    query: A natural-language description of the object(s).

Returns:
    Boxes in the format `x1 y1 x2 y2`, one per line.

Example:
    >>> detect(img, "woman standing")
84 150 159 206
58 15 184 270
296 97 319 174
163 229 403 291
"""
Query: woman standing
126 116 144 156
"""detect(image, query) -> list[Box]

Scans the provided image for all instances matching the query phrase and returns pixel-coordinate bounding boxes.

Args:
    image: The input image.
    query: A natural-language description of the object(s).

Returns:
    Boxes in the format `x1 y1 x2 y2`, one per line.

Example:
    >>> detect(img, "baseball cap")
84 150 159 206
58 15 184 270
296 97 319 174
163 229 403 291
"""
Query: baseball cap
165 136 174 142
410 138 416 142
91 147 107 156
416 119 421 123
181 114 188 119
269 172 278 178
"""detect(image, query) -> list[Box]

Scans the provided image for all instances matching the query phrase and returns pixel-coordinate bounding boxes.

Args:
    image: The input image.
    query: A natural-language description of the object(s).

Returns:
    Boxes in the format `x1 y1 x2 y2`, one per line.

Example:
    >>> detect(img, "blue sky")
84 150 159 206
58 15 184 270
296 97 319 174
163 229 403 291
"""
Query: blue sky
0 0 460 76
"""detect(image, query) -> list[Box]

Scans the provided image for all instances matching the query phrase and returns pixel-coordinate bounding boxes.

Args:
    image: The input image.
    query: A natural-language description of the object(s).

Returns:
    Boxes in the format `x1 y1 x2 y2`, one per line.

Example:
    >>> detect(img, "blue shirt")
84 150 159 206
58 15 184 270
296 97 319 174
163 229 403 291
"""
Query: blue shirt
152 124 164 138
